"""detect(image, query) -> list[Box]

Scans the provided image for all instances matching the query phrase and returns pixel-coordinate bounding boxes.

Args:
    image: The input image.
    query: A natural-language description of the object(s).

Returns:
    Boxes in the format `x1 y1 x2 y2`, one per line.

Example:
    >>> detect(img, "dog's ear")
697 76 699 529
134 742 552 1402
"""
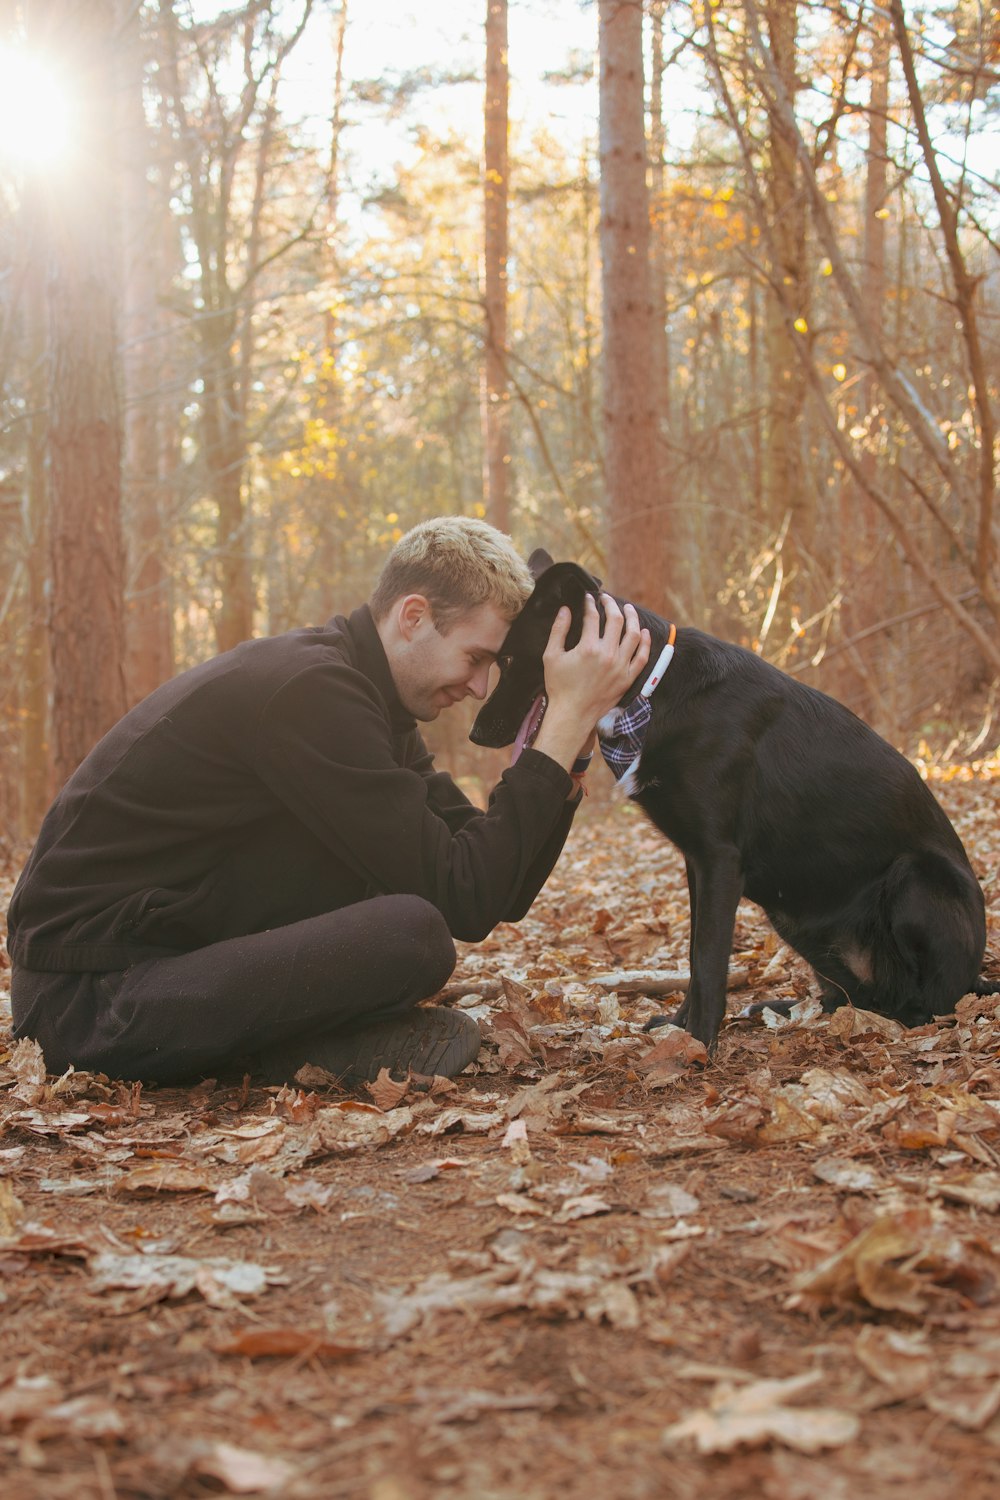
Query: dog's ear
525 555 601 601
546 562 601 607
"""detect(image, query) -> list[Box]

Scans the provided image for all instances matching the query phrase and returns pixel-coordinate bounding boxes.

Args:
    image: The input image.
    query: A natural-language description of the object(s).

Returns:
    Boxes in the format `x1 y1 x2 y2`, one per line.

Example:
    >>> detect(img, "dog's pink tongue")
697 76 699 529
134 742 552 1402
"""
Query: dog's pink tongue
511 694 547 766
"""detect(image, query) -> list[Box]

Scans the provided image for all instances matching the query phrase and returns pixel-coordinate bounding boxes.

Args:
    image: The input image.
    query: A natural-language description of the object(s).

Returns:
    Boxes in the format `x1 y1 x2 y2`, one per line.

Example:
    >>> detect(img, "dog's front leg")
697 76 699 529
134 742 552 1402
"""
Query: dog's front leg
682 846 743 1051
665 858 699 1030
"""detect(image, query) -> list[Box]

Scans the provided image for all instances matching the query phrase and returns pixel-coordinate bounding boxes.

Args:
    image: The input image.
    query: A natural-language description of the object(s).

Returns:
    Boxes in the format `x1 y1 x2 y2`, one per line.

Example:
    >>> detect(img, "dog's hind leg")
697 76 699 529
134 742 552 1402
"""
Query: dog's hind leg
871 852 986 1024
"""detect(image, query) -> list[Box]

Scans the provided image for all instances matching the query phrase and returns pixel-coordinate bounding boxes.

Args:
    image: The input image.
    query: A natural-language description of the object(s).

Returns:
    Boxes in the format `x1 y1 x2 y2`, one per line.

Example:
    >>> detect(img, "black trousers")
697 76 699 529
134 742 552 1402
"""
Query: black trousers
12 893 457 1085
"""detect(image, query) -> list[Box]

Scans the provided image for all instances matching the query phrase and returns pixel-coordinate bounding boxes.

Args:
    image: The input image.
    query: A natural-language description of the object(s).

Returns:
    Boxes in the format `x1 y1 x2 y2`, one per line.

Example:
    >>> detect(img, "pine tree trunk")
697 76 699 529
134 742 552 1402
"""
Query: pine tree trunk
40 0 127 786
762 0 810 612
118 0 173 704
21 231 51 835
482 0 510 532
598 0 664 607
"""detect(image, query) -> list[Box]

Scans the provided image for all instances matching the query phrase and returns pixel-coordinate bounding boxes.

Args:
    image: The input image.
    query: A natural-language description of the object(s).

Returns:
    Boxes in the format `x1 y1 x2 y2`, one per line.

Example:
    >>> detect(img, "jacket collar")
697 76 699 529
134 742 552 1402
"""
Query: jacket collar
343 604 417 736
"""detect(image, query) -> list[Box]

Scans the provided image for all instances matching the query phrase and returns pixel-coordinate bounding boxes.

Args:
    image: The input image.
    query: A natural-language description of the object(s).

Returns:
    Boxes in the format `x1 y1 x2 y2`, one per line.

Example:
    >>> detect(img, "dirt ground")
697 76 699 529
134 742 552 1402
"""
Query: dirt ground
1 758 999 1500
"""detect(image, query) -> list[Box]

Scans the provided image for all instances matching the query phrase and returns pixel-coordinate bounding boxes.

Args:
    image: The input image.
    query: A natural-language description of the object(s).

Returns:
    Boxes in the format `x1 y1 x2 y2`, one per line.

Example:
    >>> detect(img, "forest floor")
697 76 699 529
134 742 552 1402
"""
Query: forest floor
1 756 999 1500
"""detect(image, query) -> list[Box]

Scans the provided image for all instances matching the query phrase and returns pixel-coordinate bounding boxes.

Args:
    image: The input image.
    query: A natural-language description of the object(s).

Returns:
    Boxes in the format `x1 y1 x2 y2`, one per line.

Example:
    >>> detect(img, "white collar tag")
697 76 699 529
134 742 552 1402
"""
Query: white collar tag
640 638 675 698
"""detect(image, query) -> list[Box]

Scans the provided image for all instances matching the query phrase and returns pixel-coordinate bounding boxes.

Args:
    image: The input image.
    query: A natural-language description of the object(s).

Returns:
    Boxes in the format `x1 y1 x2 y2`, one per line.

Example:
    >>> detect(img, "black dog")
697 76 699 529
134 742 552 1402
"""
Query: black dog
472 551 993 1051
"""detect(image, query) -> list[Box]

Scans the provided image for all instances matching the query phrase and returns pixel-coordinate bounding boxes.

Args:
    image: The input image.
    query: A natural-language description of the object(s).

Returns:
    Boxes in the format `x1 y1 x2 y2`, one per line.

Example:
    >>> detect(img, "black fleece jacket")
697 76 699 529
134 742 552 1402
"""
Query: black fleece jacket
7 606 578 973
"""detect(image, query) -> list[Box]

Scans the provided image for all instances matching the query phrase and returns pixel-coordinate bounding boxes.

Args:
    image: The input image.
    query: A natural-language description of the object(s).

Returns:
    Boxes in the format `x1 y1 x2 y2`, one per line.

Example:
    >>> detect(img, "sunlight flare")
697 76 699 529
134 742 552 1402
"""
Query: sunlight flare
0 45 74 170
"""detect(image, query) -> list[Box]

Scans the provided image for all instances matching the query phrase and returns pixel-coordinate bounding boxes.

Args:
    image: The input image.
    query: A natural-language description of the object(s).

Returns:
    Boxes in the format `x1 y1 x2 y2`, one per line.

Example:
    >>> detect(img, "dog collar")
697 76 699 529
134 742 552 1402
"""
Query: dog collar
598 623 677 795
638 626 677 699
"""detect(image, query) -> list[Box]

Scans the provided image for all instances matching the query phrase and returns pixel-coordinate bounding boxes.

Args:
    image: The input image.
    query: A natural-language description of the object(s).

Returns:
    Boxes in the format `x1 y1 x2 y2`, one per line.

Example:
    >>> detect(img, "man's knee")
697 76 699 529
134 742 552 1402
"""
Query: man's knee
374 894 456 997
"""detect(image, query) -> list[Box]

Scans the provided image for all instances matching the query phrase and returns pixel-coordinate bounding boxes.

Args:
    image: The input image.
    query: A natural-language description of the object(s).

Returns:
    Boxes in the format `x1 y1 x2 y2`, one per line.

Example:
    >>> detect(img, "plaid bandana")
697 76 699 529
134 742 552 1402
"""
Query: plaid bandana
598 694 653 782
597 626 678 794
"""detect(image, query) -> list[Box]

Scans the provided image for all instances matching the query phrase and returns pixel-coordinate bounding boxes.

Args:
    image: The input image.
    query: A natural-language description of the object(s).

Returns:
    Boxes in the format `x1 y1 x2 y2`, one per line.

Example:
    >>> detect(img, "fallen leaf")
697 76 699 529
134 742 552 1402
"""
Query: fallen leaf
114 1162 214 1196
8 1037 46 1103
495 1192 547 1217
215 1328 364 1360
854 1326 934 1400
192 1441 296 1494
826 1006 906 1042
0 1375 64 1430
416 1107 504 1136
501 1118 531 1166
366 1068 412 1111
0 1178 25 1236
662 1371 859 1454
399 1157 468 1184
305 1104 413 1155
555 1194 612 1221
789 1206 1000 1315
812 1157 884 1193
88 1251 285 1308
637 1027 709 1081
926 1170 1000 1212
640 1183 701 1220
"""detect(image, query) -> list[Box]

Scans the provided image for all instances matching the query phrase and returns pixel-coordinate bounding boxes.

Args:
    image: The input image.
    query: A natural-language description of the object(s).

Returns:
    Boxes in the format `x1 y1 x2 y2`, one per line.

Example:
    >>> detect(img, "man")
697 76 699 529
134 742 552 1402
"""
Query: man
8 518 649 1087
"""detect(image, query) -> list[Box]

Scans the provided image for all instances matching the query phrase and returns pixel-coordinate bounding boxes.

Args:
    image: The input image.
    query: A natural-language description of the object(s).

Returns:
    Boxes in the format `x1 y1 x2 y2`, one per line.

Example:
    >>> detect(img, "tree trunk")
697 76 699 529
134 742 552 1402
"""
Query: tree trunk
118 0 173 704
39 0 127 785
598 0 664 608
648 0 671 437
761 0 810 613
482 0 510 532
21 227 51 835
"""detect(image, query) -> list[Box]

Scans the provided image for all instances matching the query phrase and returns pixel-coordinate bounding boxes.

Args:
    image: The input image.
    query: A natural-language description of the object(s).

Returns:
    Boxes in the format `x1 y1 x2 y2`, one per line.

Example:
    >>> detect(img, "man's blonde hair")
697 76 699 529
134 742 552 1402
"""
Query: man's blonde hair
370 517 533 630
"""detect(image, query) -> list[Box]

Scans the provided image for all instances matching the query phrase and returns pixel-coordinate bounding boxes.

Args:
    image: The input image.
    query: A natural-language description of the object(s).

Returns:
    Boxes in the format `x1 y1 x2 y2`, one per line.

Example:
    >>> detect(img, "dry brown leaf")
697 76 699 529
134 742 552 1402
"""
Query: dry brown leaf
366 1067 412 1111
637 1027 709 1082
215 1327 364 1360
705 1097 768 1143
662 1371 859 1454
789 1205 1000 1315
757 1093 824 1144
812 1157 884 1193
8 1037 47 1103
191 1441 296 1494
0 1375 64 1430
88 1250 286 1309
826 1005 907 1042
854 1325 934 1400
640 1183 701 1220
0 1177 25 1237
927 1170 1000 1211
554 1193 612 1221
416 1106 505 1136
305 1103 412 1155
114 1161 215 1196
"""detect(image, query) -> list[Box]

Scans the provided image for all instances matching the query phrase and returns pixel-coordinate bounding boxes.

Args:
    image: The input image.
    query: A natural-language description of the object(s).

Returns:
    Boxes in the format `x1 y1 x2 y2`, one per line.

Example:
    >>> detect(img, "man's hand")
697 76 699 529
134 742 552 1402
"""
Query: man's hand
532 594 651 774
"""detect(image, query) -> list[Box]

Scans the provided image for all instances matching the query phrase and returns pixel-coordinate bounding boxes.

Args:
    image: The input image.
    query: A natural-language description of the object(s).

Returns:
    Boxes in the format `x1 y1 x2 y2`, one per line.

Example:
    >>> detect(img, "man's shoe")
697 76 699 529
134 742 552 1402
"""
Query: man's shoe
261 1005 481 1087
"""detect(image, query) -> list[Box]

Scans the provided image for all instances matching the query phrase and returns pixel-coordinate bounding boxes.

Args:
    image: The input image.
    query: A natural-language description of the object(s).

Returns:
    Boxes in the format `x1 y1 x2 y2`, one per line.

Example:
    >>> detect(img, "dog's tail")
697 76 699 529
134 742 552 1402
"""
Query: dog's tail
972 977 1000 997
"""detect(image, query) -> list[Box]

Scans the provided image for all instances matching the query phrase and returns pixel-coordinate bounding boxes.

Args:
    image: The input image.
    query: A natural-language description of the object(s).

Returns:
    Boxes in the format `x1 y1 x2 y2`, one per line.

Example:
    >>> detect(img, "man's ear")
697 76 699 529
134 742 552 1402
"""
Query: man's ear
397 594 431 640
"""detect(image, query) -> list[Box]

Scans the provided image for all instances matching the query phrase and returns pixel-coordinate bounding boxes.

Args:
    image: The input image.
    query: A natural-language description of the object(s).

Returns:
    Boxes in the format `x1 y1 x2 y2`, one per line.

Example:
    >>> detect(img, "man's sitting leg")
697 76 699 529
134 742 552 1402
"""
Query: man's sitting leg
12 893 475 1086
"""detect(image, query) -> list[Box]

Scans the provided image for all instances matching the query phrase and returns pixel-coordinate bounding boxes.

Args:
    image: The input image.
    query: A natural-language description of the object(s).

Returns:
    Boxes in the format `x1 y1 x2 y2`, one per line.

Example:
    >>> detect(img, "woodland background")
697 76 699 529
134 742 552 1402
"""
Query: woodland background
0 0 997 842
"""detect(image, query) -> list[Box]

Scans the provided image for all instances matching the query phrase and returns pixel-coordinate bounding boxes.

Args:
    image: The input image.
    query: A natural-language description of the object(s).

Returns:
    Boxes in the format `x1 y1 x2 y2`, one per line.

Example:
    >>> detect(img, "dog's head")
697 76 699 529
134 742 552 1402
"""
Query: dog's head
470 549 602 748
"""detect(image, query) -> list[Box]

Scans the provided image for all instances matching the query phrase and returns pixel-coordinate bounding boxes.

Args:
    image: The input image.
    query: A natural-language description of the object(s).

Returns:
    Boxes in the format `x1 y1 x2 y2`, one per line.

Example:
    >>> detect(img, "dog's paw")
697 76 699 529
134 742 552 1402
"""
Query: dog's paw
643 1012 684 1032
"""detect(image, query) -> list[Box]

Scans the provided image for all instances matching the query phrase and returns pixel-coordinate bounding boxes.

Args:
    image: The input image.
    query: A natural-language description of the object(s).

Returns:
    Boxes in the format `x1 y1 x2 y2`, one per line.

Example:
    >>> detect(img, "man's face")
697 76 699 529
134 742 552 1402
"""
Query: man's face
391 599 512 722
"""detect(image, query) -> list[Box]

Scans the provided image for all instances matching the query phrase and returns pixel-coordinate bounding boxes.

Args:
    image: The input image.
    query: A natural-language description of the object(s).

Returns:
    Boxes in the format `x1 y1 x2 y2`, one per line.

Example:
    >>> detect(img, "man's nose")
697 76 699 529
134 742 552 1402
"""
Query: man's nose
467 664 492 700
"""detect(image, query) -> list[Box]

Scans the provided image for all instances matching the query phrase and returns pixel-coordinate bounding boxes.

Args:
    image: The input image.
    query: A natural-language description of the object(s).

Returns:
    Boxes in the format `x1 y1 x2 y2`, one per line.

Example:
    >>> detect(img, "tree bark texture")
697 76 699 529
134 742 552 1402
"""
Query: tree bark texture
483 0 510 532
22 225 52 834
38 0 127 786
598 0 664 608
762 0 810 574
118 0 173 705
